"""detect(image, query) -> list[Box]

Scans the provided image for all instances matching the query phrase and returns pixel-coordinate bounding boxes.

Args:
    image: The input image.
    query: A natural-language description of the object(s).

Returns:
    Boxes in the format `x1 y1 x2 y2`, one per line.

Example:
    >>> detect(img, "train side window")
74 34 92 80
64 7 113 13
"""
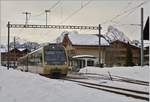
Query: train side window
34 52 42 66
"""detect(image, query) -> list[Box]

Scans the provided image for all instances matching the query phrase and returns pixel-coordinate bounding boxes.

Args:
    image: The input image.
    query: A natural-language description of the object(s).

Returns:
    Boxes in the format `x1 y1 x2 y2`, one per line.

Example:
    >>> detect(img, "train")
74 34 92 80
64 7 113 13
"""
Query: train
17 44 69 77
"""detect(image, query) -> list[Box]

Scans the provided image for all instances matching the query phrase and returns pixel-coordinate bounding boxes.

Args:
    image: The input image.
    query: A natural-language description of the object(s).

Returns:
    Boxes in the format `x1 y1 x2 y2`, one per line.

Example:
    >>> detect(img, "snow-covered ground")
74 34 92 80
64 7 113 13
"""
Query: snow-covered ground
79 66 149 82
77 66 149 94
0 66 148 102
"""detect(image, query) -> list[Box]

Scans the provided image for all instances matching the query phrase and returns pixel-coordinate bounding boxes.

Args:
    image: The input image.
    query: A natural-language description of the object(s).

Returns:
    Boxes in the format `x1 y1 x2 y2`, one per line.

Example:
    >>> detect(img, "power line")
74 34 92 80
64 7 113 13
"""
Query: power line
102 0 149 25
17 0 61 41
115 0 149 25
59 0 92 24
32 0 61 17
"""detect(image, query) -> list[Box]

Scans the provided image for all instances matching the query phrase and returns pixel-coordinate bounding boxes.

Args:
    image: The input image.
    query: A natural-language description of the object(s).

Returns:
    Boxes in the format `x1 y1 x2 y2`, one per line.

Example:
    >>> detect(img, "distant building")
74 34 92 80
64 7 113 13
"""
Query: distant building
105 40 140 66
1 48 30 68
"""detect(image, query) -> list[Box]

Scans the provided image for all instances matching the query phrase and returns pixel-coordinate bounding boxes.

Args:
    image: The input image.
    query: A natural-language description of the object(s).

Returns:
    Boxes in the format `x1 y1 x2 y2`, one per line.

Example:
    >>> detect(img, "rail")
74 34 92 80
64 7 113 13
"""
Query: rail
64 78 149 101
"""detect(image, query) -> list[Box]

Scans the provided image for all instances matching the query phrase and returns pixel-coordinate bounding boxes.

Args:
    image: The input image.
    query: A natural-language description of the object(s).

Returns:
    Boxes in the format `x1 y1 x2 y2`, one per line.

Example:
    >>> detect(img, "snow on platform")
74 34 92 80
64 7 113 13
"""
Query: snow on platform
0 66 147 102
79 66 149 82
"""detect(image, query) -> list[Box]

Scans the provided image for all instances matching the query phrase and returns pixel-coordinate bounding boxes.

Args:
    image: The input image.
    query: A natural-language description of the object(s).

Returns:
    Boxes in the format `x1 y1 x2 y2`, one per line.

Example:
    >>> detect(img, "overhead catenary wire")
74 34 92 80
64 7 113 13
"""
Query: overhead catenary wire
59 0 92 24
102 0 149 25
15 0 61 42
32 0 61 17
113 1 149 26
100 0 149 38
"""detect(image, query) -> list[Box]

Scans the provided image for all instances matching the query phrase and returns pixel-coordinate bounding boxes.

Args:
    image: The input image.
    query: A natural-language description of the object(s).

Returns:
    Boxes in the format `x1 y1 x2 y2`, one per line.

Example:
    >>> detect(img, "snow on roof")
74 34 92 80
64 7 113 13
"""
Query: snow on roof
68 31 109 46
54 31 109 46
0 48 7 53
144 40 150 47
50 31 69 44
18 48 26 51
72 55 96 58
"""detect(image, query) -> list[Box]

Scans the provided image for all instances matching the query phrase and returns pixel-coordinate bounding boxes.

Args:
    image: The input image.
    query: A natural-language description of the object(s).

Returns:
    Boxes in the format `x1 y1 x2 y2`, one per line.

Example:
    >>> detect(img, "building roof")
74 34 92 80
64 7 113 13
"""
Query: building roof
54 31 110 46
68 33 109 46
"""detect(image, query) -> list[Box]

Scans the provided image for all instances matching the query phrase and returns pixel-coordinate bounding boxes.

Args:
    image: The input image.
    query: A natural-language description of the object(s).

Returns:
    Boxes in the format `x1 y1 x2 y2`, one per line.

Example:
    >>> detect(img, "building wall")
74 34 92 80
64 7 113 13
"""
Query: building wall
73 46 107 64
105 41 140 67
62 34 140 67
144 46 149 65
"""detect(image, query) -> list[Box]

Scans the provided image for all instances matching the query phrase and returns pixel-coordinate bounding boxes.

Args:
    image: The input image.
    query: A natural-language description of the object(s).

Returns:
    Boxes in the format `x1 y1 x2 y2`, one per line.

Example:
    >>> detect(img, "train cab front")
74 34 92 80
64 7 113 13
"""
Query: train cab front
43 65 68 78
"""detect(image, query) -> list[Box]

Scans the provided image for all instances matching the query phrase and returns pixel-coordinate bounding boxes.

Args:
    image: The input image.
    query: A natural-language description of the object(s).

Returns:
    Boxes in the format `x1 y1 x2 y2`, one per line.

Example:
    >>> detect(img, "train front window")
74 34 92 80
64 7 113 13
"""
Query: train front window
44 50 66 65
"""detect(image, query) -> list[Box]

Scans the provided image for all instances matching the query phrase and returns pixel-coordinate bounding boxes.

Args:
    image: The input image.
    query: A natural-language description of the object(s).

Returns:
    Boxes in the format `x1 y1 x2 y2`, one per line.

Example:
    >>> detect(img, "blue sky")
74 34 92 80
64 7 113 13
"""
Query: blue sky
0 0 149 44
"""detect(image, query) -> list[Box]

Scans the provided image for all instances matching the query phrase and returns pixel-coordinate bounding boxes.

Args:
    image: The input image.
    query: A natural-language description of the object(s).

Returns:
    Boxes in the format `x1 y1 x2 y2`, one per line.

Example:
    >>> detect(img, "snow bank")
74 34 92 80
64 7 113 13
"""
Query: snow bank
79 66 149 81
0 66 147 102
0 67 145 102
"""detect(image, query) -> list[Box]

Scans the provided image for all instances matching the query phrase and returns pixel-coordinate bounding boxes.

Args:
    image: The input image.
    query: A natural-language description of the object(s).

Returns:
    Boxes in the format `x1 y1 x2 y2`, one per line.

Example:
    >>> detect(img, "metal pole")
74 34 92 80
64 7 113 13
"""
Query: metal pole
26 44 28 72
22 12 31 26
25 13 27 25
45 10 50 26
13 36 16 69
46 12 47 26
141 8 144 67
98 24 102 67
0 19 1 66
7 21 10 70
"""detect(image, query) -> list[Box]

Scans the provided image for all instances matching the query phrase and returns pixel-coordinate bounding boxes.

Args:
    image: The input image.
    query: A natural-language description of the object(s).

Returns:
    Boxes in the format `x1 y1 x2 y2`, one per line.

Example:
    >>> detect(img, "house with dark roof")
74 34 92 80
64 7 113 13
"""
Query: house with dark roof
1 48 30 68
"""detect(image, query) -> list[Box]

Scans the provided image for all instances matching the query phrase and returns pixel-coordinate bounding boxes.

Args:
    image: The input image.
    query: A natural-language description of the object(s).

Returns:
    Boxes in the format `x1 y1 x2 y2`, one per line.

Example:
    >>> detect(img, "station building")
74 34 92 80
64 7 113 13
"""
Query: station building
53 31 141 69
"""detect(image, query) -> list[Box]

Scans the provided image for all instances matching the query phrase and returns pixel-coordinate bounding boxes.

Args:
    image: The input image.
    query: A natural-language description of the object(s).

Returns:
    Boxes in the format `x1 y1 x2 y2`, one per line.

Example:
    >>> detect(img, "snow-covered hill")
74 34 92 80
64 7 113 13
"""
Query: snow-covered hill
1 37 41 51
103 26 143 47
104 26 131 43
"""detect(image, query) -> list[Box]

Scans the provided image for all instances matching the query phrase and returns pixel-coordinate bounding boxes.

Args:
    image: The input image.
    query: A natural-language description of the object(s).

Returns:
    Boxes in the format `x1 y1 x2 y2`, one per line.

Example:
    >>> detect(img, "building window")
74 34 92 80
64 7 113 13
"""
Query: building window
87 60 94 66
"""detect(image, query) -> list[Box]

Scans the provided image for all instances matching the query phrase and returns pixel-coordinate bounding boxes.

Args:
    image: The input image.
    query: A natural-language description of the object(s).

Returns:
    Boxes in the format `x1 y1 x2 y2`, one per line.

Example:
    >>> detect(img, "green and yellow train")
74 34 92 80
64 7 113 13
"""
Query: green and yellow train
17 44 68 77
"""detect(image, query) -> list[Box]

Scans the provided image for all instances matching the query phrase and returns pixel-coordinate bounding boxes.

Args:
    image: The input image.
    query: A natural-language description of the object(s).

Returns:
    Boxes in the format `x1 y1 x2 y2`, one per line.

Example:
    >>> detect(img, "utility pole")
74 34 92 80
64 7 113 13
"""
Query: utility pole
13 36 16 69
98 24 102 67
141 8 144 67
22 12 31 25
45 10 50 26
0 20 1 66
7 21 10 70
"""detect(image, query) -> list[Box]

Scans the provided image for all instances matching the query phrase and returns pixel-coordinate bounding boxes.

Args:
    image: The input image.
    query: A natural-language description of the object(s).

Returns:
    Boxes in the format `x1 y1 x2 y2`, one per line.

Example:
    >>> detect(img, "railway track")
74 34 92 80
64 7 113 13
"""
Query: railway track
111 75 149 85
64 78 149 101
71 72 149 86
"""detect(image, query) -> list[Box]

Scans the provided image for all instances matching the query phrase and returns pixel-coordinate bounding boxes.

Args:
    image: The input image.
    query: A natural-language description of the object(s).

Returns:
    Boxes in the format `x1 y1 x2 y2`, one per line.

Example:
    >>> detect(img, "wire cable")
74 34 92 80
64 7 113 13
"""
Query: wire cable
59 0 92 24
32 0 61 17
102 0 149 25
